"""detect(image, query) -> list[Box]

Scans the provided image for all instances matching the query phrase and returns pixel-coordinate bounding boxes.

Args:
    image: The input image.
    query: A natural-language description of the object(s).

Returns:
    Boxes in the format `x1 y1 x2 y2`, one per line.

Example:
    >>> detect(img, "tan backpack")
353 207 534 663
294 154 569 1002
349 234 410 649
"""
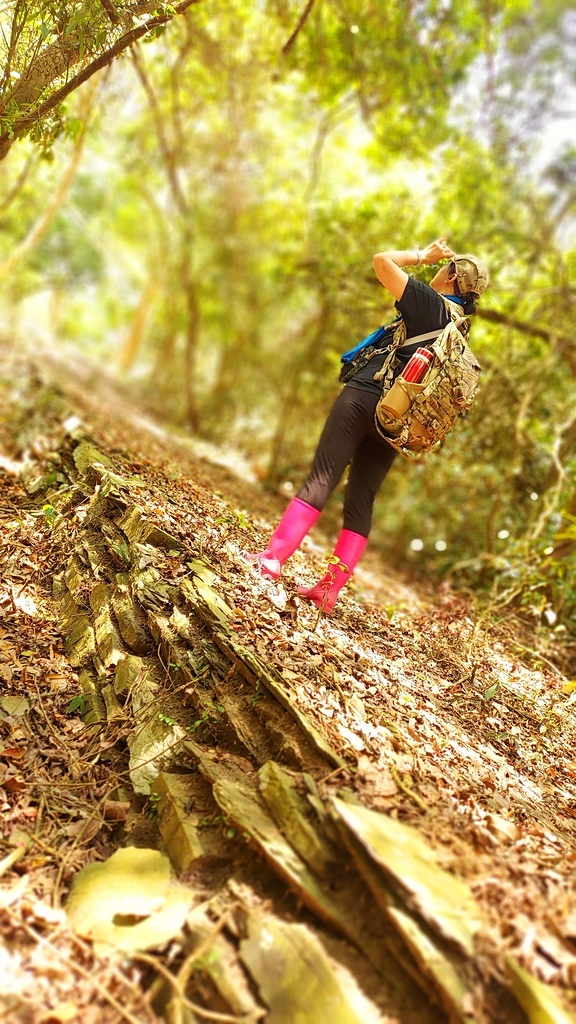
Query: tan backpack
374 304 481 460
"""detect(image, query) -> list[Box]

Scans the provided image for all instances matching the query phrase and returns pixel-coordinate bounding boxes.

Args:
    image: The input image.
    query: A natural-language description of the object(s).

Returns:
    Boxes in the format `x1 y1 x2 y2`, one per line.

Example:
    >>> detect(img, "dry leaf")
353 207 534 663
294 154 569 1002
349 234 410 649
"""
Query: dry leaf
66 847 192 954
0 696 30 717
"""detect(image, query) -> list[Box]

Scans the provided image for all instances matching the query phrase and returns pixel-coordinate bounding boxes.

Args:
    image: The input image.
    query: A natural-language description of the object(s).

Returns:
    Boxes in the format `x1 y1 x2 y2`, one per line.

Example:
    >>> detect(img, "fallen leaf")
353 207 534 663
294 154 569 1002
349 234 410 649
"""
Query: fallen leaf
63 819 101 841
0 747 27 761
66 847 192 954
0 696 30 717
3 777 26 793
31 901 67 926
486 813 519 844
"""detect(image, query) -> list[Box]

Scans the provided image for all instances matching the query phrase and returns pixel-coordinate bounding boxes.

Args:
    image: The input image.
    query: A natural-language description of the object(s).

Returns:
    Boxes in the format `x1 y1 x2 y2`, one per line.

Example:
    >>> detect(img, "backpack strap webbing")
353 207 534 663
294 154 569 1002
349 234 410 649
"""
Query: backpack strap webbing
395 327 443 350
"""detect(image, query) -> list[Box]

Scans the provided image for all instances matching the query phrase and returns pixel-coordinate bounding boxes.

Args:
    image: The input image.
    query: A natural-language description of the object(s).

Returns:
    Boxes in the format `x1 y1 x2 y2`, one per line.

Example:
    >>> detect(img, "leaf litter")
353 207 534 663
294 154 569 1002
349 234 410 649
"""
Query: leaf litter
0 347 575 1023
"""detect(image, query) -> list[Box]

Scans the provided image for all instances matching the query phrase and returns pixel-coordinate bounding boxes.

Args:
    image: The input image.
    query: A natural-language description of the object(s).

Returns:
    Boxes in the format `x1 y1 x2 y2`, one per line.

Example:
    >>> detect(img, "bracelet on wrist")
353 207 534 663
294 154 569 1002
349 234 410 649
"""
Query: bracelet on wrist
414 249 423 266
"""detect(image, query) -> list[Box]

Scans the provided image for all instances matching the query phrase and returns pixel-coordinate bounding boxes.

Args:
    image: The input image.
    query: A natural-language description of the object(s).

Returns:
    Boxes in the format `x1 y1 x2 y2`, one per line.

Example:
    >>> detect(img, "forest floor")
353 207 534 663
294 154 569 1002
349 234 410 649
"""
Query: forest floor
1 339 576 1024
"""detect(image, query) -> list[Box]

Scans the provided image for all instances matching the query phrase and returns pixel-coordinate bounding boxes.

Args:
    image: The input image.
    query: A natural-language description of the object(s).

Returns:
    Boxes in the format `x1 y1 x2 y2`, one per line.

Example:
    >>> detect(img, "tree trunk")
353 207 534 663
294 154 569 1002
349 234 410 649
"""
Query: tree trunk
183 272 200 432
118 278 159 373
265 298 331 487
549 486 576 562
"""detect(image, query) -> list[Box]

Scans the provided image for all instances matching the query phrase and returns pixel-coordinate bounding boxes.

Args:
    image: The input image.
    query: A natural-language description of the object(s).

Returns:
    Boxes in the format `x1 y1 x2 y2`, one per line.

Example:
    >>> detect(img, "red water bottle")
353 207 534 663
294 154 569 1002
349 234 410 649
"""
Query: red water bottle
401 347 434 384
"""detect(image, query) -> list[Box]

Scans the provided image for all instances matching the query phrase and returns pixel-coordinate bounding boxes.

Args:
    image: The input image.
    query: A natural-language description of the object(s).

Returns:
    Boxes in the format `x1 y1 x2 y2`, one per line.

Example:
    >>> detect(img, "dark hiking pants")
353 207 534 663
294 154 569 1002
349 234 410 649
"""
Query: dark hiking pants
297 386 397 537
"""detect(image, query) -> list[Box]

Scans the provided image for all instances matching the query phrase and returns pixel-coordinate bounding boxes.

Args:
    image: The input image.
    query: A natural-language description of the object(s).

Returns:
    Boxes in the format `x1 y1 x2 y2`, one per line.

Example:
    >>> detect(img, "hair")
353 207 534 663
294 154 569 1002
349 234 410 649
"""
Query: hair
449 261 478 316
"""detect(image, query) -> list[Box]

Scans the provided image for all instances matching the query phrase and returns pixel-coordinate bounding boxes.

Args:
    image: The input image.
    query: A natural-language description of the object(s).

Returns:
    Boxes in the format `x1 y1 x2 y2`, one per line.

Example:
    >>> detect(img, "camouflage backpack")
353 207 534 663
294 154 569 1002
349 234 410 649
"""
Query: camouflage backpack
373 302 481 459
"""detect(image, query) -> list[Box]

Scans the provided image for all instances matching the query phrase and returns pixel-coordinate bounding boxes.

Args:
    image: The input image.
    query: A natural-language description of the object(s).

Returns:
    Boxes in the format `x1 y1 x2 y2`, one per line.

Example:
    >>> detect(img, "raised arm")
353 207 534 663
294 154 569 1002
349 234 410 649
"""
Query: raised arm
372 238 455 300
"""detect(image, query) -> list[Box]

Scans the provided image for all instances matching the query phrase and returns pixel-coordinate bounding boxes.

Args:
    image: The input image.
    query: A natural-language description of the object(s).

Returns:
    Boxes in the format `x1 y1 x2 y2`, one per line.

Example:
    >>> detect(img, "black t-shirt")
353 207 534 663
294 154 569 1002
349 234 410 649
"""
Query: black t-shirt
346 277 451 394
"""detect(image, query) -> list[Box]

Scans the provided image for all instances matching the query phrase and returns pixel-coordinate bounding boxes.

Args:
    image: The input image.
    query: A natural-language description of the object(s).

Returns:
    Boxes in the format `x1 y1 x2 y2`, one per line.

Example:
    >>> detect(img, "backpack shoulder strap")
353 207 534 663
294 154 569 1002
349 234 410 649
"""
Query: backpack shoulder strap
395 327 444 351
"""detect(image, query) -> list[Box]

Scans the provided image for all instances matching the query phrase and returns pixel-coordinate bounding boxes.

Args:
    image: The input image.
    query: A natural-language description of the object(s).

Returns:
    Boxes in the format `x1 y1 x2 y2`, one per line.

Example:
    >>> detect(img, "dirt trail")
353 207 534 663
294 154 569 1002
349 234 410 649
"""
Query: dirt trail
1 345 575 1024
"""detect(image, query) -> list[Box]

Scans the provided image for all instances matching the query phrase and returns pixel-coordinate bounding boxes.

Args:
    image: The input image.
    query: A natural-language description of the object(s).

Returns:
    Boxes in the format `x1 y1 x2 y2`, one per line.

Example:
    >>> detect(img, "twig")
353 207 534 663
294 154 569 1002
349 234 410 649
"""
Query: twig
329 667 348 707
0 845 26 877
133 948 259 1023
178 906 238 979
98 0 121 24
53 785 115 907
502 639 563 676
378 719 409 745
71 932 158 1015
282 0 316 54
300 622 347 663
318 764 353 785
22 831 62 860
389 765 427 812
34 792 46 839
312 602 324 632
29 674 82 772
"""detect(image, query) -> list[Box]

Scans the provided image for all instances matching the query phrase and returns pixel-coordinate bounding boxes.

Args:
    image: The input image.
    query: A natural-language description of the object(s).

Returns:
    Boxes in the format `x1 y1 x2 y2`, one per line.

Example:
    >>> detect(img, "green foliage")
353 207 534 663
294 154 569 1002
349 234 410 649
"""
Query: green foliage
67 693 87 714
215 510 251 530
42 503 56 526
0 2 205 154
158 711 178 727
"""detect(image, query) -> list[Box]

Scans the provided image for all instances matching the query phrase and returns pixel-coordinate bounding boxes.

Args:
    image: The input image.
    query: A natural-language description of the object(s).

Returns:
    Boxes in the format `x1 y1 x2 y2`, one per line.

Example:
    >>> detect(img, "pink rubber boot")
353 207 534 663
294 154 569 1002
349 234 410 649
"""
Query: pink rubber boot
298 529 368 613
252 498 321 580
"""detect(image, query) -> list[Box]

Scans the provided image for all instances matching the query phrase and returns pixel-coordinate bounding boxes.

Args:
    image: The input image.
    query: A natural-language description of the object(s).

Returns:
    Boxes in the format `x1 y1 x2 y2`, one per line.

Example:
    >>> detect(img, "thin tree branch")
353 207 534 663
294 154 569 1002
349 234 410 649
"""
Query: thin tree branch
0 0 27 99
282 0 316 54
0 149 37 214
476 306 574 351
98 0 121 25
304 95 355 204
131 45 189 215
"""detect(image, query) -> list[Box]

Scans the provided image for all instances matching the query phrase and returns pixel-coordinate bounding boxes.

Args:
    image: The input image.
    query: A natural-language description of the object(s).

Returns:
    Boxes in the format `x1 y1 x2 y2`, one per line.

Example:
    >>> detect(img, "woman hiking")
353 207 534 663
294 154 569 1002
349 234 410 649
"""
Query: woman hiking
251 237 489 613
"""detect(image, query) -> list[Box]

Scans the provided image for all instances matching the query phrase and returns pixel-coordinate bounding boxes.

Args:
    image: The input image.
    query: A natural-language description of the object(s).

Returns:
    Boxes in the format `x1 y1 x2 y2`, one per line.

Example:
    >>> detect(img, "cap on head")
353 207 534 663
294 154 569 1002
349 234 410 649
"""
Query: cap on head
453 254 489 296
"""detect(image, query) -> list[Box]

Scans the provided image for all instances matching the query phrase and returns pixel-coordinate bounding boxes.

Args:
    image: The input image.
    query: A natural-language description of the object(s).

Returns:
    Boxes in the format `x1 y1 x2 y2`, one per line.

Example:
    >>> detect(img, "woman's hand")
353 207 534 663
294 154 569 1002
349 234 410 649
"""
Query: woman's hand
420 237 455 265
